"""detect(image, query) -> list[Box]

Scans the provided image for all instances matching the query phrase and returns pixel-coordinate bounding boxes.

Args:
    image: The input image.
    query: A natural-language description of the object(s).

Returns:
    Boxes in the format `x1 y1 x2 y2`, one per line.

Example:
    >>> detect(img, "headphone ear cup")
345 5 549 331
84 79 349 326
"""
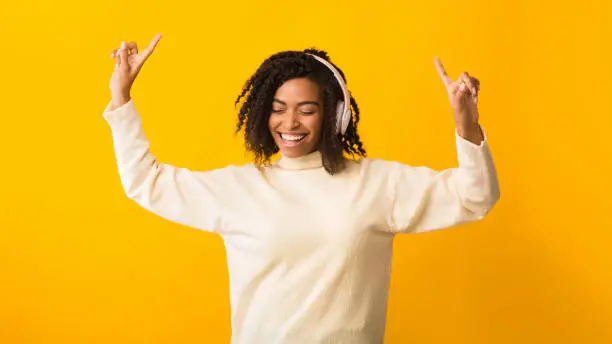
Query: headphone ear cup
341 107 351 135
336 101 345 134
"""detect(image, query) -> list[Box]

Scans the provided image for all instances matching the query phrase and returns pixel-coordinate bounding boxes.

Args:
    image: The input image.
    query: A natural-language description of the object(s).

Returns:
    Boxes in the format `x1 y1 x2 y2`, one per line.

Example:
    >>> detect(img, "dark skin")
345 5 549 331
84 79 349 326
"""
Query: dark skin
434 57 484 144
268 77 324 158
108 35 483 155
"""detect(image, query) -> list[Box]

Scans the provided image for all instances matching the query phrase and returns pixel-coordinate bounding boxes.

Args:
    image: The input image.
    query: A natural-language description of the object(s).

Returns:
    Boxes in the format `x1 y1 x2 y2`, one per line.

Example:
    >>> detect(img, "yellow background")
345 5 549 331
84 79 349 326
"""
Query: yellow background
1 0 610 343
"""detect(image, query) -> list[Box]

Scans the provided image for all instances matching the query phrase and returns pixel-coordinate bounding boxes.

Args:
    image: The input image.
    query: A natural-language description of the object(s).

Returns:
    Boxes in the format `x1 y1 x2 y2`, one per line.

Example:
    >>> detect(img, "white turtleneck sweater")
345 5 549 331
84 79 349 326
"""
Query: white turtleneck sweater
102 99 500 344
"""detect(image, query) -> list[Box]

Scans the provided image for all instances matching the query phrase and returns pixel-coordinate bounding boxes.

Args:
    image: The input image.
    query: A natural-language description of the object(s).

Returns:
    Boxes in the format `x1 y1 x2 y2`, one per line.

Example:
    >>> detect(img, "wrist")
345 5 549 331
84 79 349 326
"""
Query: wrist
110 94 131 111
457 124 484 144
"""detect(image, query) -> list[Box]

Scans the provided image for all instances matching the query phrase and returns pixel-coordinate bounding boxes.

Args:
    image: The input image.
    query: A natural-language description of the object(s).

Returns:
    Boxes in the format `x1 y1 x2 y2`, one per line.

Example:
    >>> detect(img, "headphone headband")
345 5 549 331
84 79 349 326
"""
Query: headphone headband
305 53 351 135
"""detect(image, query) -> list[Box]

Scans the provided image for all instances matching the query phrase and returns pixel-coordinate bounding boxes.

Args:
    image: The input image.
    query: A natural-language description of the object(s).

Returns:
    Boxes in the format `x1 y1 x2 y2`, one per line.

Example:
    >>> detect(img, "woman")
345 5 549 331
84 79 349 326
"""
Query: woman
105 33 499 343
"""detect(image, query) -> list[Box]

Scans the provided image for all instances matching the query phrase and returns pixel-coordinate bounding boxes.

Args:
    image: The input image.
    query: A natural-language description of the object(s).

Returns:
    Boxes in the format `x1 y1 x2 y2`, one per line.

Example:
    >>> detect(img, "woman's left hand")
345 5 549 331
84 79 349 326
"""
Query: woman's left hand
434 57 484 144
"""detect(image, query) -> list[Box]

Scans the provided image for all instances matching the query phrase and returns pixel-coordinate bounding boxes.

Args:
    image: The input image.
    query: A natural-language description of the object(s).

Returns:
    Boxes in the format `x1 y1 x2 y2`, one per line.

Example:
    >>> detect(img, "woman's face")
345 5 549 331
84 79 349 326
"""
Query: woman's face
268 77 324 158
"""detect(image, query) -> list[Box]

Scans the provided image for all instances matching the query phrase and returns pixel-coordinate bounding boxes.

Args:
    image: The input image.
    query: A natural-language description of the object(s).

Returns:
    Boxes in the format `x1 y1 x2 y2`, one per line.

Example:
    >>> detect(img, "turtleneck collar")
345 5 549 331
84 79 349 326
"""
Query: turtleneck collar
274 150 323 170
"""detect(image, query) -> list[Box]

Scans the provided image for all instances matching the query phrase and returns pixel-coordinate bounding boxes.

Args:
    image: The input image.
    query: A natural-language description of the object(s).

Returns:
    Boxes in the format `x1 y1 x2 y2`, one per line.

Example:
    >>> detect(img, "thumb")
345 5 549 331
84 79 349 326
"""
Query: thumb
118 41 129 73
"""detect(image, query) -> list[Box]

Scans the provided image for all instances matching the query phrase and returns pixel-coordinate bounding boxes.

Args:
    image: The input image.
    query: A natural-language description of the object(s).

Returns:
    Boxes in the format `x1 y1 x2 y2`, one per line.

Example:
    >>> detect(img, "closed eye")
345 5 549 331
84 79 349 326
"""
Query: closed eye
271 109 315 115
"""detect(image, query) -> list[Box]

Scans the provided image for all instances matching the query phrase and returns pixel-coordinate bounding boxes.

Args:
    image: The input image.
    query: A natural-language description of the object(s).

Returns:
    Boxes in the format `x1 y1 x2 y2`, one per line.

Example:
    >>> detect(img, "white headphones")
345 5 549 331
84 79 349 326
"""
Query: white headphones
305 53 352 135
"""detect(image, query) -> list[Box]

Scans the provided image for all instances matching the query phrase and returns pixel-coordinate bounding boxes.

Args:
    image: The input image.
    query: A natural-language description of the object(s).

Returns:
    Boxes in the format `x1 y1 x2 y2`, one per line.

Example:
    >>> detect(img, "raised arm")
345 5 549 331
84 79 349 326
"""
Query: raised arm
388 57 500 233
104 34 227 232
387 129 500 233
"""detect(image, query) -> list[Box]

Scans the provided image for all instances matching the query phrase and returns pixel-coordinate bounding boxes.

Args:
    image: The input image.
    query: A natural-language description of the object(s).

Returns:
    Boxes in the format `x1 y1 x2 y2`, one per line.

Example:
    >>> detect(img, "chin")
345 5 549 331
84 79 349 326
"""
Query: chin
278 146 318 158
278 147 311 158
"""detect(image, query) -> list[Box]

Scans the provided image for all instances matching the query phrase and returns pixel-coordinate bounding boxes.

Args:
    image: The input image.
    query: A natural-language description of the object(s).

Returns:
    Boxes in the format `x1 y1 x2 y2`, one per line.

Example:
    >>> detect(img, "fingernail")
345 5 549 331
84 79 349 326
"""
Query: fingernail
120 41 125 49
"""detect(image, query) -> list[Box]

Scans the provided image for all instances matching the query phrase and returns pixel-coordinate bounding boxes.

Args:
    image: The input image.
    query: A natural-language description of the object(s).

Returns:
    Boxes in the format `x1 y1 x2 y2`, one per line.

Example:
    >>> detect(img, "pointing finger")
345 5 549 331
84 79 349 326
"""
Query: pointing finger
434 57 453 87
141 33 162 59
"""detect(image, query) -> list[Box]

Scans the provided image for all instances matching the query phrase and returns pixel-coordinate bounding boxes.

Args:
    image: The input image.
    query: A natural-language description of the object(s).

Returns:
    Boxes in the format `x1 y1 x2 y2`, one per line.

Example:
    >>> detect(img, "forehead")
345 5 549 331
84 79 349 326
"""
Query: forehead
274 77 322 100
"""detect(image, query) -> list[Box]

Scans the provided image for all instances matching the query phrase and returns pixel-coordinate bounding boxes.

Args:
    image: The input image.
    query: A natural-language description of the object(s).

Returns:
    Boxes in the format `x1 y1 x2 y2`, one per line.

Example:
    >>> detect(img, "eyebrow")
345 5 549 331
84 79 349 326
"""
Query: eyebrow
273 98 320 107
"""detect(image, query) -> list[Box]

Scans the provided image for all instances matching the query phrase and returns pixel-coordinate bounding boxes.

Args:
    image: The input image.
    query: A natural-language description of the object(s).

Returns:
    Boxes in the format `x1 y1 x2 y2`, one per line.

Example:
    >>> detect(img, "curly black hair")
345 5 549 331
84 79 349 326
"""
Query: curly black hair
234 48 366 175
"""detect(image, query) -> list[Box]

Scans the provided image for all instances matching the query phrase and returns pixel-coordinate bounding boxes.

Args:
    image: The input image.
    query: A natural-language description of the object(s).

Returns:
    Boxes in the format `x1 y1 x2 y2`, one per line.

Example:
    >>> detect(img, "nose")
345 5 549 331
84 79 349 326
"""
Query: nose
282 111 300 130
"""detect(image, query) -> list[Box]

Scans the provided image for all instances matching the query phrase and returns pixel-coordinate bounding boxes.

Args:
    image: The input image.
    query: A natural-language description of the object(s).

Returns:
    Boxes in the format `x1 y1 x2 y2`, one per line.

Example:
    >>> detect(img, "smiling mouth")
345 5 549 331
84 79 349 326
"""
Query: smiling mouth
279 133 307 146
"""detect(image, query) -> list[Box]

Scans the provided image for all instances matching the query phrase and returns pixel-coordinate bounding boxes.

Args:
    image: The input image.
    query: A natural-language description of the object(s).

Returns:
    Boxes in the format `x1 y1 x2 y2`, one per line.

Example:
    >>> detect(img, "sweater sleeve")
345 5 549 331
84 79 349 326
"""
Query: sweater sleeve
102 100 227 233
387 128 500 234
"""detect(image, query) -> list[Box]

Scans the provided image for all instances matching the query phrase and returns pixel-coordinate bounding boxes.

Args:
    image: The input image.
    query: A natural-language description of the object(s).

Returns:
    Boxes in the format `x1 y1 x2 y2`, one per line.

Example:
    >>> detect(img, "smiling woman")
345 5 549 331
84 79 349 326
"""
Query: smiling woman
269 78 323 152
269 78 324 157
234 49 366 174
103 34 500 344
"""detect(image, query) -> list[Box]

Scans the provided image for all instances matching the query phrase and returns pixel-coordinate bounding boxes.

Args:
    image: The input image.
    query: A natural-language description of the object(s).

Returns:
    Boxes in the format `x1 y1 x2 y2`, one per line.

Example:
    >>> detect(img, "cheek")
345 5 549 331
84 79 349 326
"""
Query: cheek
268 116 279 131
308 114 324 135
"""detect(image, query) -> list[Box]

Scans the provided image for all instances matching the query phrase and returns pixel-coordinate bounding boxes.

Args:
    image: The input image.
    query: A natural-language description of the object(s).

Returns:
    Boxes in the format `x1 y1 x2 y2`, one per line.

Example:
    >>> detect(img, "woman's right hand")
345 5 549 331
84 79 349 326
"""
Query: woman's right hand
109 33 162 110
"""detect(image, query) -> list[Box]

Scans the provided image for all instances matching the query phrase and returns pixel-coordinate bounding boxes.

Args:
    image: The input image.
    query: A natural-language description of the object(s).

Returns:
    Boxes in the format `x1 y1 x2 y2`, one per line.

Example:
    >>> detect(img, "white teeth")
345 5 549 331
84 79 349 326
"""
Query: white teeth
280 134 306 141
